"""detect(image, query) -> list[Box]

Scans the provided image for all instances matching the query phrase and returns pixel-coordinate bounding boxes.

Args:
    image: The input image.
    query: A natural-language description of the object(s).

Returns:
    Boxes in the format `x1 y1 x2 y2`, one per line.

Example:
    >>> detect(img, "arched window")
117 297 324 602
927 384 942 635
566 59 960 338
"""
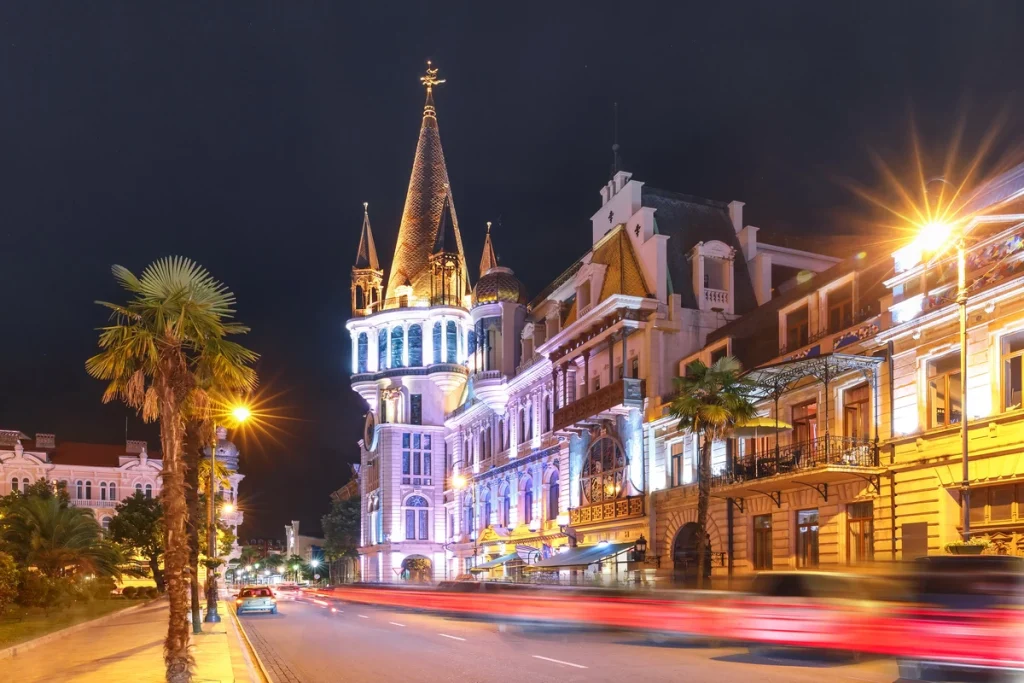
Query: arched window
368 496 381 545
391 327 405 368
479 431 487 461
109 483 117 501
76 480 84 499
500 484 511 527
497 421 504 452
548 475 560 521
404 495 430 541
408 324 423 367
100 482 107 501
482 490 492 528
522 479 534 525
101 516 112 531
378 328 388 369
581 435 629 505
135 483 143 496
446 321 458 363
486 426 492 459
432 321 442 364
145 483 153 499
22 477 29 491
11 478 18 493
357 332 369 373
467 328 477 356
85 481 92 500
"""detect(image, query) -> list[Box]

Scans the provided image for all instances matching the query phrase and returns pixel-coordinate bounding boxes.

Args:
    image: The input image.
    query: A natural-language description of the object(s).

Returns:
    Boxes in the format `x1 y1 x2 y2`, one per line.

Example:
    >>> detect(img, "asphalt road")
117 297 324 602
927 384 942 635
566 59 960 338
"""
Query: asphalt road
236 596 901 683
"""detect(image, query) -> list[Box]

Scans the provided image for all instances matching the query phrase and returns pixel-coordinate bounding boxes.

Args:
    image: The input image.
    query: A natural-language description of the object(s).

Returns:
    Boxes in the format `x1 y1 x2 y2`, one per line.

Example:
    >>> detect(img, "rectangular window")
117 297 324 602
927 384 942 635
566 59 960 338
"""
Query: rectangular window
847 501 874 563
411 394 423 425
843 384 871 441
827 282 854 333
792 400 818 444
753 514 772 570
927 352 962 428
423 448 431 477
1001 330 1024 411
402 450 411 485
413 452 421 476
990 485 1013 521
405 510 415 540
418 510 429 540
670 441 683 488
709 345 728 365
796 509 819 568
785 305 809 350
970 484 1019 524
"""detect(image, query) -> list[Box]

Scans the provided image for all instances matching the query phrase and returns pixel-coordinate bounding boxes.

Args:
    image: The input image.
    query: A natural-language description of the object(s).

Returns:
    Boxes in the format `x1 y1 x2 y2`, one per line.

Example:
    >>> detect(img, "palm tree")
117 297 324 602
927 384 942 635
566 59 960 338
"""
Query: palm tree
1 496 122 579
86 257 257 683
670 356 757 589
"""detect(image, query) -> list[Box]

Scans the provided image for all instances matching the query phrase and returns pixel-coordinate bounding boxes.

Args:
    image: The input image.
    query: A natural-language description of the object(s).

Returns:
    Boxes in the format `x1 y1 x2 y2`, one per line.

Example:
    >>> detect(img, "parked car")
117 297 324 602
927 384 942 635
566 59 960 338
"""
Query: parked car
897 555 1024 682
274 584 300 601
235 586 277 615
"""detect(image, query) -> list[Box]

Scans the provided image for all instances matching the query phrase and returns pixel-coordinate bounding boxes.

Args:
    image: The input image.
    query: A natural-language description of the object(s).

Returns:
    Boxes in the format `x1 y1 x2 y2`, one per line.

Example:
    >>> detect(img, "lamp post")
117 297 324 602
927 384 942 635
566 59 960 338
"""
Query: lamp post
917 220 972 541
205 405 251 623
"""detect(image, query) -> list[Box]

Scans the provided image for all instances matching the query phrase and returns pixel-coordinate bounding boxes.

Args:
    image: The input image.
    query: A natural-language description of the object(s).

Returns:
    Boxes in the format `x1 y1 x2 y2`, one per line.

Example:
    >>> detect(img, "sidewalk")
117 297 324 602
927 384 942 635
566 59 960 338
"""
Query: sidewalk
2 599 253 683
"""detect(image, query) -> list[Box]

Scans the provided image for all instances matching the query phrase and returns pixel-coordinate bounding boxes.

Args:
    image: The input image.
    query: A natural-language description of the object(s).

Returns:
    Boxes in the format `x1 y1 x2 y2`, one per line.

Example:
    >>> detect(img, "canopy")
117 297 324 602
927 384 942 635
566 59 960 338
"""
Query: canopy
529 542 634 570
733 416 792 438
468 552 522 573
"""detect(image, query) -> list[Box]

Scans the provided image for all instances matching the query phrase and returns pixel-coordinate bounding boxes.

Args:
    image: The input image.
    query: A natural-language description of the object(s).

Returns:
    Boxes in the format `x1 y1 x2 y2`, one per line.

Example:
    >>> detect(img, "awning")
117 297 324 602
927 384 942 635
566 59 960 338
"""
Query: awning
468 552 522 573
747 352 883 398
529 542 634 570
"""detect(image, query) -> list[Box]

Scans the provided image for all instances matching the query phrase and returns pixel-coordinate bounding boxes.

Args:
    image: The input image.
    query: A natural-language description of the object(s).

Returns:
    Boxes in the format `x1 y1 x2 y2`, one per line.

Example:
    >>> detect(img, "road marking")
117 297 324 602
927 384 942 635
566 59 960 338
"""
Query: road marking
358 614 370 619
532 655 587 669
438 633 466 641
389 621 406 627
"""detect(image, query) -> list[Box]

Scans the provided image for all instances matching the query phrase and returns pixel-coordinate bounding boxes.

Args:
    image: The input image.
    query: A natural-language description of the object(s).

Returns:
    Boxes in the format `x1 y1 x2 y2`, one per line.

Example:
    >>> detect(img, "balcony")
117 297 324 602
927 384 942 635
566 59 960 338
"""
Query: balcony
553 377 645 432
69 498 118 509
704 287 730 308
568 494 644 528
707 436 882 502
351 362 468 384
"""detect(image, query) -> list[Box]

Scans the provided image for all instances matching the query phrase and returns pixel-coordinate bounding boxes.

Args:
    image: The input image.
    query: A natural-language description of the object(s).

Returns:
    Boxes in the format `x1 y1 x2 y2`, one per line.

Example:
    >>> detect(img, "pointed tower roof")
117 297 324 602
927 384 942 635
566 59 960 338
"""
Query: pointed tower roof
432 193 458 255
354 202 380 271
384 62 470 306
479 221 498 276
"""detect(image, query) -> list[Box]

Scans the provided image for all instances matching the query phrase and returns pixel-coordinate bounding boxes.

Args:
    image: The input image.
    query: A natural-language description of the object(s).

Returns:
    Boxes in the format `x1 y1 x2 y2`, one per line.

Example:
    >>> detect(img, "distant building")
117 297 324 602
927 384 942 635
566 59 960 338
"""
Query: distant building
284 520 324 563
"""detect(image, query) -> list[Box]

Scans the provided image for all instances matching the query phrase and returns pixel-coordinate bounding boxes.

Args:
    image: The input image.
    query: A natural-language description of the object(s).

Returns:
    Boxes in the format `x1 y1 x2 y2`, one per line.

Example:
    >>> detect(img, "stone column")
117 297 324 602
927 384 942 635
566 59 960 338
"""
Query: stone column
583 351 590 397
622 327 630 378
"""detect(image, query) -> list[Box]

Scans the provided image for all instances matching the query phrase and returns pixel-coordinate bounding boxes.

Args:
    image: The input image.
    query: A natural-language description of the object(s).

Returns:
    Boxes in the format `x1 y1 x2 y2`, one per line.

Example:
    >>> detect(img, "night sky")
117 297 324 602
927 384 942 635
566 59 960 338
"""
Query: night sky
2 3 1022 539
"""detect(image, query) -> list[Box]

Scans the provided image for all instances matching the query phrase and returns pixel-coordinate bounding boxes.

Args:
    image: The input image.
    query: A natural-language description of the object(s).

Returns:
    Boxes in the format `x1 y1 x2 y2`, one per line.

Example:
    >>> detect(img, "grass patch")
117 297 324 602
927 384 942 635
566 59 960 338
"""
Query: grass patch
0 599 148 649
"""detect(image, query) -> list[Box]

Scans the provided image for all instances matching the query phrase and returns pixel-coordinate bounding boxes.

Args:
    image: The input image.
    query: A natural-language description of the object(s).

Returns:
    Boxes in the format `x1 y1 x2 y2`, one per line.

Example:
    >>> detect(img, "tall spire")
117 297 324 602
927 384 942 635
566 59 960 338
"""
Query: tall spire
479 221 498 276
354 202 380 270
432 193 458 255
385 61 469 306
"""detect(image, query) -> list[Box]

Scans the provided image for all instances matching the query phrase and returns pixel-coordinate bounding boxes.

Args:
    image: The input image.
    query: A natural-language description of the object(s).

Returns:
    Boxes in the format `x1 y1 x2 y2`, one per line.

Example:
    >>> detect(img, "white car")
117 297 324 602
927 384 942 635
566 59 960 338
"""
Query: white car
274 584 300 601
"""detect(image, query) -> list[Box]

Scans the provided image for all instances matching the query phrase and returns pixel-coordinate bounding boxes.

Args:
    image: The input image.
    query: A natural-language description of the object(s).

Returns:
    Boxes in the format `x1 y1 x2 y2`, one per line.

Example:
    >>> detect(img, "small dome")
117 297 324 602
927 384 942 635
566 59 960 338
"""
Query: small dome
202 426 240 472
472 266 528 307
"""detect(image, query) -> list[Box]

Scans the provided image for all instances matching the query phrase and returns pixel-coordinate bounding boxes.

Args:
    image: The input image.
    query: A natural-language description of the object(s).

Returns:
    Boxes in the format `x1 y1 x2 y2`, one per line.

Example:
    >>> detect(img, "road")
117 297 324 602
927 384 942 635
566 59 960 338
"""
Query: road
237 596 901 683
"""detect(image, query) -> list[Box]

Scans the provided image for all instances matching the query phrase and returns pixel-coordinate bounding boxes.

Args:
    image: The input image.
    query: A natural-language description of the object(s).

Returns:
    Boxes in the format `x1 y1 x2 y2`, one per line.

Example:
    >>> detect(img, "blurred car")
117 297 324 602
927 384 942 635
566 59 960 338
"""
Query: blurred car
897 555 1023 682
235 586 277 615
274 584 300 601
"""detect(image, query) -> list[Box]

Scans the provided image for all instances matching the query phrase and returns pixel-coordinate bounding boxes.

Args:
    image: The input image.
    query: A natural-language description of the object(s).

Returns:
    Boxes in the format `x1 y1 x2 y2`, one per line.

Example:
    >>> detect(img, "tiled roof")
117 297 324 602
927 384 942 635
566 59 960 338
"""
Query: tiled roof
594 226 650 302
354 205 380 270
641 186 758 314
48 442 160 467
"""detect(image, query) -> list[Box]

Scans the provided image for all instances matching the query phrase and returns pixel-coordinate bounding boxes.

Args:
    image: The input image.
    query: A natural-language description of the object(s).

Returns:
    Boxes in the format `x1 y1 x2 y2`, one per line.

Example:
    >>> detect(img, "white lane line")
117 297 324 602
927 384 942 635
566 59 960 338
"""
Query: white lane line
357 614 370 619
532 655 588 669
389 621 406 627
438 633 466 641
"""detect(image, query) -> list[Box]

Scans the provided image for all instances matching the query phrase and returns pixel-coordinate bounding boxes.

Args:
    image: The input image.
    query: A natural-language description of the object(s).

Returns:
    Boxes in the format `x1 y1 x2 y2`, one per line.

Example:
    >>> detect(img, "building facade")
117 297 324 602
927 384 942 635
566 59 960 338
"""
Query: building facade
349 66 843 583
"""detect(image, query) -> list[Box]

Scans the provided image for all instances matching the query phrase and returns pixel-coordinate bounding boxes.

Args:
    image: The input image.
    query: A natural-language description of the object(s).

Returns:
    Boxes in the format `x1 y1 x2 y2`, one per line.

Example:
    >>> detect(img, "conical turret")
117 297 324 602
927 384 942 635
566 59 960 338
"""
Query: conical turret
384 62 469 307
479 221 498 276
352 203 383 315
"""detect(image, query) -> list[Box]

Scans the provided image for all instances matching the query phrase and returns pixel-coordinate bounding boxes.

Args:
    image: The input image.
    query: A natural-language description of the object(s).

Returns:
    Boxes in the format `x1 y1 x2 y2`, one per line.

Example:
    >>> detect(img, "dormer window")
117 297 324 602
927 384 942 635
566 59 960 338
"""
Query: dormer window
692 241 735 313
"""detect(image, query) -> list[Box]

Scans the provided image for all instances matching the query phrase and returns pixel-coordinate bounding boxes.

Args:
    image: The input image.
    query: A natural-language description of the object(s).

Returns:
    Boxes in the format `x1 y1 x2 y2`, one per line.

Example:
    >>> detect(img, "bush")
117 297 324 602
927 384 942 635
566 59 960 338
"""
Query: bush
18 572 51 609
143 587 159 599
121 586 138 599
0 552 17 614
91 577 117 600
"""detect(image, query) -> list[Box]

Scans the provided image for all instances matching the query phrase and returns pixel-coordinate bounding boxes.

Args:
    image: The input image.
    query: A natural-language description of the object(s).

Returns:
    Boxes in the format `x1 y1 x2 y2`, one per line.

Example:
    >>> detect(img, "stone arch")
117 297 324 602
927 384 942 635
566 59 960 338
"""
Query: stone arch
662 507 724 566
400 555 432 583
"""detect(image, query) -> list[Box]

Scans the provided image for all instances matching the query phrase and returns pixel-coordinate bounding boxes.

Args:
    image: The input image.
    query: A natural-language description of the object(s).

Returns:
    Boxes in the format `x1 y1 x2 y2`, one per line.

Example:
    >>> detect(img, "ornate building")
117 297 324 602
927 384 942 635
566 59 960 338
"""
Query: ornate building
348 66 843 583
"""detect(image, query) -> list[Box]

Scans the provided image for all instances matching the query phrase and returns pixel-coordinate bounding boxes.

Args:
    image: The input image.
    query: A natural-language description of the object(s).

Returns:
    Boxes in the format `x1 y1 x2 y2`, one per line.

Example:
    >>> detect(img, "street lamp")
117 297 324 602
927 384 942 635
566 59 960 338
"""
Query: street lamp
221 502 235 515
915 220 972 541
205 404 251 624
633 534 647 562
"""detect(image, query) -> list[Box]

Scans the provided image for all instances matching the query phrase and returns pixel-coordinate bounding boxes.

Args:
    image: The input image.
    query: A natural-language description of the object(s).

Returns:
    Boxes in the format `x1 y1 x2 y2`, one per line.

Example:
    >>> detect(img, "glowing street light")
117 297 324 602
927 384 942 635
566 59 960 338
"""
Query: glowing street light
452 473 467 489
231 404 252 425
221 502 235 514
310 559 320 568
278 565 285 573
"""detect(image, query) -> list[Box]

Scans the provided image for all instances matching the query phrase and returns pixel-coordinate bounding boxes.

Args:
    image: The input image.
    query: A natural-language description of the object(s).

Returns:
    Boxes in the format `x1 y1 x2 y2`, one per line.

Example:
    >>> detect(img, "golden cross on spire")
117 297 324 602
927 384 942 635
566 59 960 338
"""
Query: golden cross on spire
420 60 445 93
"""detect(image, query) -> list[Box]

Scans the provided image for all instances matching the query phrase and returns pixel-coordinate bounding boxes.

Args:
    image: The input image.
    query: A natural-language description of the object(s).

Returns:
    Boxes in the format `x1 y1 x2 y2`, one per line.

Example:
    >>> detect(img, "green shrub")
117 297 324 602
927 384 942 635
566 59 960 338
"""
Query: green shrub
144 587 159 599
0 552 17 614
121 586 138 599
92 577 117 600
18 571 51 609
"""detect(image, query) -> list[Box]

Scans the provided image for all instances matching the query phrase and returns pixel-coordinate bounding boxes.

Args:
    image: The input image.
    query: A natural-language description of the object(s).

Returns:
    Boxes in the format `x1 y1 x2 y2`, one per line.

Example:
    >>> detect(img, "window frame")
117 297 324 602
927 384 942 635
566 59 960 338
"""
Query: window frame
926 351 963 429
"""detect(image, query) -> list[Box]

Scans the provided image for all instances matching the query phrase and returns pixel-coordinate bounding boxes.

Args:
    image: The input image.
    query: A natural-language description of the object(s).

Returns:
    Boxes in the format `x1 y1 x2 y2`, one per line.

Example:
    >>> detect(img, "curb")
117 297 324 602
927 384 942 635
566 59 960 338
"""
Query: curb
228 602 273 683
0 597 164 661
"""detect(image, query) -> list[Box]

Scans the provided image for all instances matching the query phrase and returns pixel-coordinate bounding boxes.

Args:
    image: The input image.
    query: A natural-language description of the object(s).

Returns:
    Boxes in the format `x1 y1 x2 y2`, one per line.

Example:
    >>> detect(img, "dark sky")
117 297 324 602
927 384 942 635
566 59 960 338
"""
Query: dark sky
2 3 1022 539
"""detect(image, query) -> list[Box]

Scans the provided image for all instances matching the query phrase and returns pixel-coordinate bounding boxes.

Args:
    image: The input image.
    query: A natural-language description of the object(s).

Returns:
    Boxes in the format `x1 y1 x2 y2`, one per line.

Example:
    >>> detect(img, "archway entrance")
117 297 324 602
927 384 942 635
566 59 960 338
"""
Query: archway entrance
400 555 433 583
672 522 711 587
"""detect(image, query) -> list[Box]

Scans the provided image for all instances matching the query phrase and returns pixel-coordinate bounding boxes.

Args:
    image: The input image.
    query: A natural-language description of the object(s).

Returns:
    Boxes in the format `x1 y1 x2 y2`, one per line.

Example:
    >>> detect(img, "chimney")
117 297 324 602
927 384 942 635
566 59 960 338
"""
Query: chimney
35 433 56 449
126 439 147 454
728 200 744 234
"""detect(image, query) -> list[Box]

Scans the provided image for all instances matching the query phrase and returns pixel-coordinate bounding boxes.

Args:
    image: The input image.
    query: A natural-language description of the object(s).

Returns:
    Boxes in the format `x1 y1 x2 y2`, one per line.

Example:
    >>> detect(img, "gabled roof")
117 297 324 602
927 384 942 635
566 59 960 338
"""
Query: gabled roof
641 186 758 313
354 204 380 271
562 225 649 327
479 222 498 276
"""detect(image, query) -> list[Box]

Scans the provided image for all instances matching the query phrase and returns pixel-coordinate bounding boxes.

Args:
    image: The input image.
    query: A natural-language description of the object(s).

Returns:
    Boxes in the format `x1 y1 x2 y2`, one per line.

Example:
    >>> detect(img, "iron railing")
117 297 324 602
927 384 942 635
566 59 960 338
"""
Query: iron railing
710 435 878 487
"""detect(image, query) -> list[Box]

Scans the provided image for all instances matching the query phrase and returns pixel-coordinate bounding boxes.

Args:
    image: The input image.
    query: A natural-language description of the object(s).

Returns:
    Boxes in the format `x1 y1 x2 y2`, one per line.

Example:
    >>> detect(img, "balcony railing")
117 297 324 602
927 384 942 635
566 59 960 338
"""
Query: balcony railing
704 288 730 307
710 436 878 488
553 377 645 432
69 498 118 509
352 363 468 383
568 494 644 527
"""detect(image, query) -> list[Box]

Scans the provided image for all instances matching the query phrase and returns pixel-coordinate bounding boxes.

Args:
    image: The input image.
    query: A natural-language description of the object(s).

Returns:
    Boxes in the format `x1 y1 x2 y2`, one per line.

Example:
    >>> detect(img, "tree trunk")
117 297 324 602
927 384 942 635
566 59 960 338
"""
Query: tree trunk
184 421 202 632
695 434 713 590
150 555 166 592
157 373 194 683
